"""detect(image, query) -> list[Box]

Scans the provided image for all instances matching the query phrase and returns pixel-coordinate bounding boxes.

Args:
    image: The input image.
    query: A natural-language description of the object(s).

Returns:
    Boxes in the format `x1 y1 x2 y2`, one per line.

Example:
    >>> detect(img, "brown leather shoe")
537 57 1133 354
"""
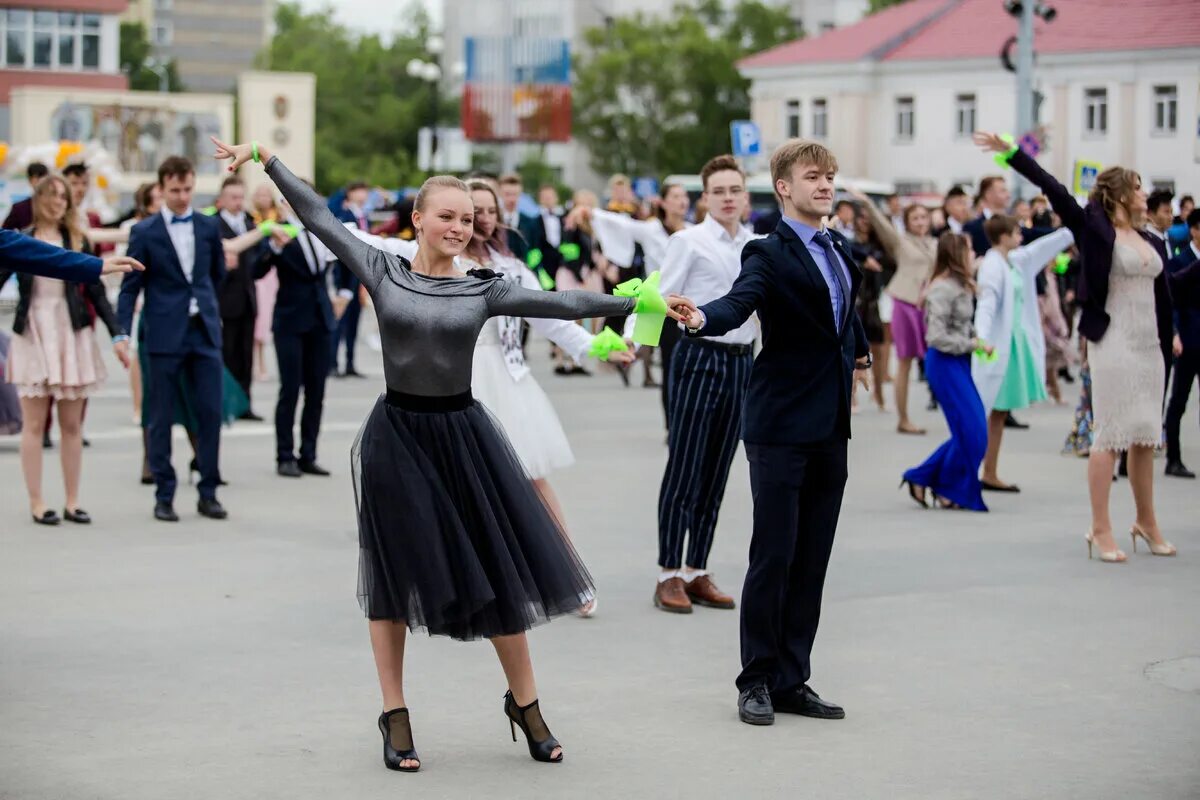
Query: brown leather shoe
684 574 736 609
653 577 693 614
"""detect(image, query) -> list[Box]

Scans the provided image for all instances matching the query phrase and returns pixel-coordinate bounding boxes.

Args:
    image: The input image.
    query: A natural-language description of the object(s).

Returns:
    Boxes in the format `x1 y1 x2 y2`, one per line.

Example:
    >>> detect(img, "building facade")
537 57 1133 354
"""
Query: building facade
740 0 1200 196
0 0 128 139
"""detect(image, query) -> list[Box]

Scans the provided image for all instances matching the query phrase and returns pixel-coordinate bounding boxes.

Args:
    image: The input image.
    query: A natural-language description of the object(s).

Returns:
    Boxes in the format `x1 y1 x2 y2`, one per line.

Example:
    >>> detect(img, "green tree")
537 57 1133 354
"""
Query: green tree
256 1 459 192
867 0 910 12
573 1 799 178
120 22 184 92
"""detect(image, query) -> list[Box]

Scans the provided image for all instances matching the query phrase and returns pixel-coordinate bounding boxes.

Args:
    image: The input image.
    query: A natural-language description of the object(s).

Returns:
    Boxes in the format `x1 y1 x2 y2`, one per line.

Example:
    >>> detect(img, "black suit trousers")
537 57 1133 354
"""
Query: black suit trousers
1165 350 1199 463
737 439 848 694
275 327 331 464
221 313 256 402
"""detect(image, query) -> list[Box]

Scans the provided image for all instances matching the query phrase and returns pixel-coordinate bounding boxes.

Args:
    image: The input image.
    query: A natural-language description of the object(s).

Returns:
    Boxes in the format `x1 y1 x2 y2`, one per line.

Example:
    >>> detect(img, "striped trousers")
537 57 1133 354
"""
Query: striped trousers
657 338 753 570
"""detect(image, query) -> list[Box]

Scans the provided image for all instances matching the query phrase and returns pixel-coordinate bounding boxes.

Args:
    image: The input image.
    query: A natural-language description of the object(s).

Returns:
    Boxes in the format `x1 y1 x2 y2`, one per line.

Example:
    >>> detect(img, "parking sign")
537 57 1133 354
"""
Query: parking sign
730 121 762 157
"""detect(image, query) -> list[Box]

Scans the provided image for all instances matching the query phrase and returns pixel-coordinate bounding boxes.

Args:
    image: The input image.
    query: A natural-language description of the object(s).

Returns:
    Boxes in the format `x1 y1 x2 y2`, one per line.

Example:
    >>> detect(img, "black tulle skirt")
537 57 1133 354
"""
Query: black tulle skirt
351 389 594 640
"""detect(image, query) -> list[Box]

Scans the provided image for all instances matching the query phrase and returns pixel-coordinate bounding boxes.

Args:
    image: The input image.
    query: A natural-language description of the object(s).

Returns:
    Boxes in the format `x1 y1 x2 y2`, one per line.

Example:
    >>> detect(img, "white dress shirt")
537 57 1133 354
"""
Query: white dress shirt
947 217 964 234
219 209 248 236
590 209 689 271
541 208 562 249
627 214 760 346
162 206 199 316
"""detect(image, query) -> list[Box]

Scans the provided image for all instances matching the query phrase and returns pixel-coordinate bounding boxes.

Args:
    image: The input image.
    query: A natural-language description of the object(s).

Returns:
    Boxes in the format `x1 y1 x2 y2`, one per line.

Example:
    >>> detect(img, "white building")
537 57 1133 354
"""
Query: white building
740 0 1200 198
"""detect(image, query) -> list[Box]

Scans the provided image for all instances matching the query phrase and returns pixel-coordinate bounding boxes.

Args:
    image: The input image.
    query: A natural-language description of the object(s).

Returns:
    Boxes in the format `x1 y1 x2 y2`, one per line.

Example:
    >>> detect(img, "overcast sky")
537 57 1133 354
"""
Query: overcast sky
295 0 443 37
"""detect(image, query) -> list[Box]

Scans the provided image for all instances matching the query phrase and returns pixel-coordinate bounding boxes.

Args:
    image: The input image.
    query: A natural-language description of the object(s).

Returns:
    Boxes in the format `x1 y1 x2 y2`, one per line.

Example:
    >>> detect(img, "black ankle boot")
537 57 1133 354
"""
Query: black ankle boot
378 708 420 772
504 690 562 763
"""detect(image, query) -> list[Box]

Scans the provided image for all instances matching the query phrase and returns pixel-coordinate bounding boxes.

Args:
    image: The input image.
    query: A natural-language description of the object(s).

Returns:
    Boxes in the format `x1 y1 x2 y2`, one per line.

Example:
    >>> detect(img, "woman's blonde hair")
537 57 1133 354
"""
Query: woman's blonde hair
413 175 469 213
32 174 84 251
1089 166 1142 225
464 178 511 261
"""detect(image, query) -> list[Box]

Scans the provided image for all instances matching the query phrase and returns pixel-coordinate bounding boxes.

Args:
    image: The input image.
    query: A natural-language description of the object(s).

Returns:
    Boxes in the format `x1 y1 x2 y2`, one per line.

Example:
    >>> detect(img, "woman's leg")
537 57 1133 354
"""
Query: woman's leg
870 342 887 409
368 620 417 769
532 478 567 532
19 396 51 515
1087 449 1120 551
56 398 85 511
1126 444 1167 545
129 355 143 423
981 409 1011 486
895 357 923 432
492 633 562 760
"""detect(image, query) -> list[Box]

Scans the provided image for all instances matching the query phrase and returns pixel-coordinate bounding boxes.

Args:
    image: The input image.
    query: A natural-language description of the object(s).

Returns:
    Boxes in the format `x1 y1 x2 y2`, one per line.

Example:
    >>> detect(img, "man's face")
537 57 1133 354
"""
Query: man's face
946 194 970 222
835 203 855 226
538 187 558 209
499 183 521 214
1150 202 1174 231
984 180 1010 212
65 172 89 206
160 172 195 215
886 196 901 214
701 170 747 228
777 161 835 220
347 187 369 209
220 184 245 215
1190 223 1200 248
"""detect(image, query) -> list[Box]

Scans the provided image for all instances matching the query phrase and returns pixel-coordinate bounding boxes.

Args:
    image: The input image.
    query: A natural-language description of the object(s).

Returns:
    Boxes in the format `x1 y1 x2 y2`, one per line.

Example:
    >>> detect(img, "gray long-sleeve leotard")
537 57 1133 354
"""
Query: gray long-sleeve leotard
264 156 634 396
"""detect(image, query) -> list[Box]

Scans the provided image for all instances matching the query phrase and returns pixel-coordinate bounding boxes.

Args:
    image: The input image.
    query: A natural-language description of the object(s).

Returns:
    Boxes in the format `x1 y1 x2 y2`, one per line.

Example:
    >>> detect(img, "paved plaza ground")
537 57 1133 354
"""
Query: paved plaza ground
1 332 1197 799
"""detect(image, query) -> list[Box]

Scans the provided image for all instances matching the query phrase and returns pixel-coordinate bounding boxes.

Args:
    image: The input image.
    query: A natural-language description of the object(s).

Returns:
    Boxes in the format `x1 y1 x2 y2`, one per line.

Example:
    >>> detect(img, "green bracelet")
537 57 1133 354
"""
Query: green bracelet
252 141 260 164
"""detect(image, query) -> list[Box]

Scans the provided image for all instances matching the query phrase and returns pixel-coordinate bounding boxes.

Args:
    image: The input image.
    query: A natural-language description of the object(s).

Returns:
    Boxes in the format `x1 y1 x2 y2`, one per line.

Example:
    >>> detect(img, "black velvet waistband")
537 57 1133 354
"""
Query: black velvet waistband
385 388 474 412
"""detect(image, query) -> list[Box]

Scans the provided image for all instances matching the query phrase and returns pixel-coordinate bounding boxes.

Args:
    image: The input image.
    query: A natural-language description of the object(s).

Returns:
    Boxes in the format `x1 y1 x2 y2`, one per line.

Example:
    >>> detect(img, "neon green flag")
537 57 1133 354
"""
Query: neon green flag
614 270 669 347
1054 253 1071 275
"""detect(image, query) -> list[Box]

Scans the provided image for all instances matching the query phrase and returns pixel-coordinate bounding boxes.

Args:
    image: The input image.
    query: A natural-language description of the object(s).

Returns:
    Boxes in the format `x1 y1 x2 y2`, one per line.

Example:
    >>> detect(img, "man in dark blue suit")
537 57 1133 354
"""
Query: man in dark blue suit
257 198 337 478
118 156 228 522
673 140 870 726
330 181 370 378
1164 209 1200 478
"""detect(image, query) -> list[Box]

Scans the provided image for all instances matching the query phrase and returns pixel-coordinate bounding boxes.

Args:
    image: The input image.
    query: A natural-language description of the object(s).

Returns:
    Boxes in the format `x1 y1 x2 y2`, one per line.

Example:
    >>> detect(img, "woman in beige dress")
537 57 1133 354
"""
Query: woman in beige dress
0 176 130 525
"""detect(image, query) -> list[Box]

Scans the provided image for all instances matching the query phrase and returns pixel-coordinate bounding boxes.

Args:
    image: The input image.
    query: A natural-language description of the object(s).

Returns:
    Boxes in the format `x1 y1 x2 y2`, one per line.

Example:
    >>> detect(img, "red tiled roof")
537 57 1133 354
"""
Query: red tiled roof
739 0 1200 69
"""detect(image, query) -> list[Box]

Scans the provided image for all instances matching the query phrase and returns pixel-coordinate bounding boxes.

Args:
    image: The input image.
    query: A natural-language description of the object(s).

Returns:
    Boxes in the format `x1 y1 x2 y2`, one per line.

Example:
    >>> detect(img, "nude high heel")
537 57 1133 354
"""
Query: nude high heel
1130 525 1176 557
1086 531 1126 563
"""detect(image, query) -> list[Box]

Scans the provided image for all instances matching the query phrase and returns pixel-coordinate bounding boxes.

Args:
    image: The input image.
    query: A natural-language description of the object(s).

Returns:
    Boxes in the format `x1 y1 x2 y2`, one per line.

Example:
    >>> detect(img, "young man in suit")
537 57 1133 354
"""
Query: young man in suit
2 162 49 230
1164 209 1200 478
673 139 871 726
259 194 338 478
118 156 228 522
216 175 269 420
330 181 370 378
498 173 545 262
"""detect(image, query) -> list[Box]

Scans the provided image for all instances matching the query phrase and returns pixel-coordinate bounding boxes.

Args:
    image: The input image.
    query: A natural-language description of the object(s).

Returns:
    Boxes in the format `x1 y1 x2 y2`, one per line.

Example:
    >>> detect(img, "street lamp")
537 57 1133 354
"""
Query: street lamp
407 34 464 171
145 57 169 93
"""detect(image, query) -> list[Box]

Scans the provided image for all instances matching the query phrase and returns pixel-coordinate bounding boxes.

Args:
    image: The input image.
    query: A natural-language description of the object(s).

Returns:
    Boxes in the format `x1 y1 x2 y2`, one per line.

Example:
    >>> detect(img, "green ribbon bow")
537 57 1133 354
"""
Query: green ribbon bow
257 220 300 238
974 346 999 363
200 206 218 216
558 242 582 262
614 270 669 346
1054 253 1071 275
588 326 629 361
993 134 1019 169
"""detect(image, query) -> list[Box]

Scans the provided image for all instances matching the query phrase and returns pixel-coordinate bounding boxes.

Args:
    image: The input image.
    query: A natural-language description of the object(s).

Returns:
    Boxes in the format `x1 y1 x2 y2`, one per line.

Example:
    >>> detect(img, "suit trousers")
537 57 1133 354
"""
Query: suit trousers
221 312 256 402
275 327 331 464
657 338 752 570
147 321 223 503
1165 350 1199 463
658 321 683 430
737 438 848 694
331 294 361 372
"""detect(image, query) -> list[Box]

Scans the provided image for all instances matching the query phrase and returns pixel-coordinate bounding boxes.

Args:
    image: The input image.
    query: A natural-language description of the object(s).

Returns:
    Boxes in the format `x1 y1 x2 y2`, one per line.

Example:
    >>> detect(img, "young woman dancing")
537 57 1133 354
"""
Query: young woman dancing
212 136 672 771
976 131 1176 561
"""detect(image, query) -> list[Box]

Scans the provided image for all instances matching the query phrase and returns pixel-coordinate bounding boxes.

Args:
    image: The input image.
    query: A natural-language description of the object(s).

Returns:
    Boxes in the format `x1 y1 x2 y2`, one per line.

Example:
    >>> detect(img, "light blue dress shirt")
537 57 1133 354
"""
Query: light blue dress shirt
781 215 851 327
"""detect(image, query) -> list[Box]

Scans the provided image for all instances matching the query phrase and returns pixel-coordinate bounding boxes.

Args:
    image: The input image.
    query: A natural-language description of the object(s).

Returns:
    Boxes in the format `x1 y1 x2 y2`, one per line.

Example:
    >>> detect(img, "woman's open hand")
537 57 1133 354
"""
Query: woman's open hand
211 136 270 172
972 131 1010 154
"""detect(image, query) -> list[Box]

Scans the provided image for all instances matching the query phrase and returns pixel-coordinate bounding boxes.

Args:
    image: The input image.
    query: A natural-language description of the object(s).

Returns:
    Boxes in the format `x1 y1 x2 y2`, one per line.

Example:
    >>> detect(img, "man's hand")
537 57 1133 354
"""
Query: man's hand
332 294 350 320
667 294 703 329
863 255 883 273
114 339 131 369
1174 334 1184 357
224 247 239 269
270 228 293 249
100 255 145 275
855 359 872 393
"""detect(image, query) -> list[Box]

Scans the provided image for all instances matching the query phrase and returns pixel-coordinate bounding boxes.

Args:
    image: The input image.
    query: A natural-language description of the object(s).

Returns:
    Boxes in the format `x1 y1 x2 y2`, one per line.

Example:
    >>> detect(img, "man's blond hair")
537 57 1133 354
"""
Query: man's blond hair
769 139 839 190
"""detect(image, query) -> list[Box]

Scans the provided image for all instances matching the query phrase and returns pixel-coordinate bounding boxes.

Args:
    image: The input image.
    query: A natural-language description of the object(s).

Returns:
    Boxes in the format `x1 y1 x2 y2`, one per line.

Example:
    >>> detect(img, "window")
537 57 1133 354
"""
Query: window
154 0 174 9
812 98 827 139
153 23 173 46
786 99 801 139
0 9 103 71
895 96 915 140
1153 85 1177 134
819 22 835 33
1084 88 1107 135
955 93 976 137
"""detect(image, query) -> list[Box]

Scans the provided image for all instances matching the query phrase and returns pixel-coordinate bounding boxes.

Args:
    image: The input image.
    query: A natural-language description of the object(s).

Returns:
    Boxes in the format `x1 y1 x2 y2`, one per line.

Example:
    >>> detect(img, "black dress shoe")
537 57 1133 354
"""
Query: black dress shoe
238 410 264 422
344 367 367 378
772 685 845 719
738 684 774 726
197 498 228 520
1165 461 1196 478
277 460 303 478
154 502 179 522
32 509 61 526
63 508 91 524
298 461 330 476
1004 413 1029 430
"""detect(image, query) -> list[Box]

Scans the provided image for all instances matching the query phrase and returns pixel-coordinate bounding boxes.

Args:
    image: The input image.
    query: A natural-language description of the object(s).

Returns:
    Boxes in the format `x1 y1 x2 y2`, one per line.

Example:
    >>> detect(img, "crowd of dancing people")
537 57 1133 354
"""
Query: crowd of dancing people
1 129 1197 768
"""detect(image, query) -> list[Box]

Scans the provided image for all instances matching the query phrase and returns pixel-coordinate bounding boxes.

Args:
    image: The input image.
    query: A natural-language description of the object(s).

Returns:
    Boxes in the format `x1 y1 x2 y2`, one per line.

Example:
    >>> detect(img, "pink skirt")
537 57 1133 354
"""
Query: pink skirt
7 280 106 400
889 296 927 360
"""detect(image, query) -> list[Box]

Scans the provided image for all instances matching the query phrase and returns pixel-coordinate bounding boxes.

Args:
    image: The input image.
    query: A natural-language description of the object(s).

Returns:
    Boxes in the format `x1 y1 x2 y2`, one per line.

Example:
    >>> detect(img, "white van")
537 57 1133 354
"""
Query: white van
664 173 895 226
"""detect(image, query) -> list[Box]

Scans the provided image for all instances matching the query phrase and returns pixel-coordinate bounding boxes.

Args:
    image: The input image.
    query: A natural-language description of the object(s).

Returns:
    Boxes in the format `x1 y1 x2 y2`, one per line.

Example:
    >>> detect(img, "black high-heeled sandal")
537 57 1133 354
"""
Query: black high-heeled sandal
377 708 420 772
504 690 563 763
899 479 928 509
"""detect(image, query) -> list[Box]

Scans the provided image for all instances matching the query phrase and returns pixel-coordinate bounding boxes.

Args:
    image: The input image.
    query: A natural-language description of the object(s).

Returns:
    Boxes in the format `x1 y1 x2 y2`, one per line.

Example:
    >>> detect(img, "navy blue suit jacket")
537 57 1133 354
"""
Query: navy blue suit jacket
258 234 336 336
0 228 102 283
1168 247 1200 350
119 212 225 355
692 220 869 445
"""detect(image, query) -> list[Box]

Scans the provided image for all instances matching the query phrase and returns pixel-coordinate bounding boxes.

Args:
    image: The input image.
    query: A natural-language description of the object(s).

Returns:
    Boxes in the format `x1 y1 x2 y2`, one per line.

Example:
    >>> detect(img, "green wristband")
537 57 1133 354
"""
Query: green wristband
252 141 260 164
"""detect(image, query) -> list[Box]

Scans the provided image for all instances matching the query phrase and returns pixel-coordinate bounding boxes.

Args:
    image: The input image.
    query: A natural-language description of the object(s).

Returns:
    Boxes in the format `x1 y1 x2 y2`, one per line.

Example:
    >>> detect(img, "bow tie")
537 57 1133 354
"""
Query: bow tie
170 214 193 224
